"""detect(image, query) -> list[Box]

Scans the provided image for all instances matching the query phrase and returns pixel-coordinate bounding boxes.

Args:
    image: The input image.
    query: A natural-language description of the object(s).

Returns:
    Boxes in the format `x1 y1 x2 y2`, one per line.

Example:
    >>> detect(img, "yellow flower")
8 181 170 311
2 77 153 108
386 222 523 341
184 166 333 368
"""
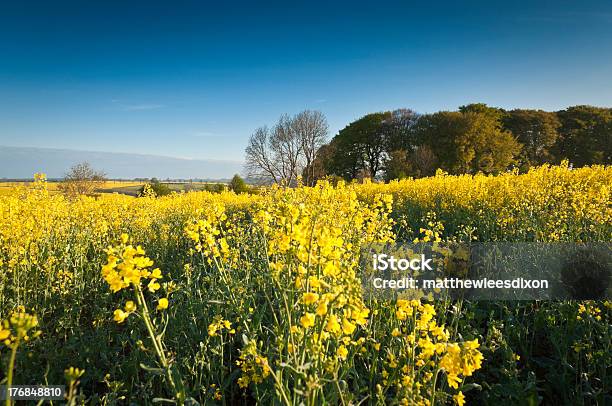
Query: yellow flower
101 235 158 292
150 268 162 279
453 391 465 406
447 374 462 389
156 298 168 310
309 276 321 289
325 315 341 334
302 292 319 305
208 323 219 336
208 323 219 337
113 309 129 323
342 318 356 335
64 367 85 381
316 301 328 316
237 376 250 388
148 280 161 293
300 313 316 328
337 345 348 360
124 301 137 312
269 262 283 273
208 317 232 336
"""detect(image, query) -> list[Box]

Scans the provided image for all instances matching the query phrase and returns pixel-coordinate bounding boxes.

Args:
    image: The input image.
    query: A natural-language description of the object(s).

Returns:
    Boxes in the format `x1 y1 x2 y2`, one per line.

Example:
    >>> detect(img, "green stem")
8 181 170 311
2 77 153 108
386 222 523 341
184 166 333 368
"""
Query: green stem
6 338 19 406
66 381 76 406
135 288 166 366
267 367 292 406
430 368 440 406
134 286 181 403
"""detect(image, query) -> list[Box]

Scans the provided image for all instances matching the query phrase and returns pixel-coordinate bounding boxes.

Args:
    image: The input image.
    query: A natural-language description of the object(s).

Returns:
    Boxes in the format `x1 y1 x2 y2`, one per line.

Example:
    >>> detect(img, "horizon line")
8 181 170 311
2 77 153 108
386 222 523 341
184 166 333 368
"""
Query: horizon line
0 144 245 165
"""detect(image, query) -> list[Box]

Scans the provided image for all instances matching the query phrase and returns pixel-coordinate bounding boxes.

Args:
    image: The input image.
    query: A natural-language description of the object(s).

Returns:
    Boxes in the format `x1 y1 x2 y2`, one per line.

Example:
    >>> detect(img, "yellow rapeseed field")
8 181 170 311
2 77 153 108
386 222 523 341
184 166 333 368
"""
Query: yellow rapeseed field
0 163 610 404
0 180 143 196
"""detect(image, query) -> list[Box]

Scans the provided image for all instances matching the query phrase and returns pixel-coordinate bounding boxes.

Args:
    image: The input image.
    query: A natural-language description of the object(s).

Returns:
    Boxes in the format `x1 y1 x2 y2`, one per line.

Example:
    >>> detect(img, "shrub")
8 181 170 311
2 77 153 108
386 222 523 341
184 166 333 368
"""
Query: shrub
138 180 172 197
229 174 249 193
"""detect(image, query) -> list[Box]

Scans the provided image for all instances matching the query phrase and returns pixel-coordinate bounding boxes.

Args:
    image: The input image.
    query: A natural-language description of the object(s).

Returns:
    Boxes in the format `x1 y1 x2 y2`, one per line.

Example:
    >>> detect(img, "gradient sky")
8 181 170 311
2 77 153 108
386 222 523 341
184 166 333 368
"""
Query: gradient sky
1 0 611 162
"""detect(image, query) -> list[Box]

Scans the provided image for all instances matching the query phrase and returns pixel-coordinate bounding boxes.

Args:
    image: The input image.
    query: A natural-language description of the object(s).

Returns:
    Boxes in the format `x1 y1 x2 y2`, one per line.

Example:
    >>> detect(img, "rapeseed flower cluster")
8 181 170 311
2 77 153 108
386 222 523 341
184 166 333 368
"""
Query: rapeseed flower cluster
0 308 41 348
577 302 602 321
377 299 483 404
0 308 42 402
102 233 163 295
207 316 235 337
236 340 271 388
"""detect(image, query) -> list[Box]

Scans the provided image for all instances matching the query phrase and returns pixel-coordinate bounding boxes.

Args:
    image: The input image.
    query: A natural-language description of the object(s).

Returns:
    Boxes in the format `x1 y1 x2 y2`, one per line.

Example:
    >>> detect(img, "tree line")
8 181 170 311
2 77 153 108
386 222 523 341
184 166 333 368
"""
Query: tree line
246 104 611 184
57 163 252 198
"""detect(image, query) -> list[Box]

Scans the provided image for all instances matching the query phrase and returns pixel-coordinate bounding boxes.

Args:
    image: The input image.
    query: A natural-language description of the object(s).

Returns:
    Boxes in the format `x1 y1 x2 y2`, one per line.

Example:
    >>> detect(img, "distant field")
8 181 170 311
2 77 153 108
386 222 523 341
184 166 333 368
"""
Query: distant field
0 180 143 195
101 181 227 196
0 180 226 196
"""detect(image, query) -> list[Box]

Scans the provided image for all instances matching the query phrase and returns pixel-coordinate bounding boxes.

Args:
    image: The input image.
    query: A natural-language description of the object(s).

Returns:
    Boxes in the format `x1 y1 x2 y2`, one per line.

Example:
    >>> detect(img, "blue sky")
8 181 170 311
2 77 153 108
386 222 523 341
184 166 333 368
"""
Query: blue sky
1 0 611 162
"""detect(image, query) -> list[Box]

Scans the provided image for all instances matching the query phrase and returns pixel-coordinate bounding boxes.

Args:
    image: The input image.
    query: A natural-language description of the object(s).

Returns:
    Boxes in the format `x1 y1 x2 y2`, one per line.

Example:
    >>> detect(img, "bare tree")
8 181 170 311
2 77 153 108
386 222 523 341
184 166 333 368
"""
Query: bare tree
59 162 106 197
245 110 328 186
273 114 302 185
293 110 329 186
245 126 281 184
412 145 438 177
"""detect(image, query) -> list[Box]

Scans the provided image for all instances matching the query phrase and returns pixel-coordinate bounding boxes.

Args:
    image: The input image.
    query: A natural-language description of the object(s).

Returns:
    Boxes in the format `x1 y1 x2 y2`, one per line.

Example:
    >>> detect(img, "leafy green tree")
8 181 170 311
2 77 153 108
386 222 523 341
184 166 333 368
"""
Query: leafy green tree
384 149 412 181
229 174 249 193
385 109 420 152
327 111 406 179
303 142 335 184
383 145 437 181
554 106 612 166
338 112 391 179
459 103 505 121
203 183 226 193
323 136 362 180
414 110 520 174
413 112 462 172
503 109 561 169
316 109 419 181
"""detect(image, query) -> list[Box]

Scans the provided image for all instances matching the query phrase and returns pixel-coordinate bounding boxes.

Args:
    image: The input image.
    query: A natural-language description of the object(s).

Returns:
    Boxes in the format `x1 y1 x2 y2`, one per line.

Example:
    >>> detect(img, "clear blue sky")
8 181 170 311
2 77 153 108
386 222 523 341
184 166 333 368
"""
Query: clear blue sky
1 0 611 162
